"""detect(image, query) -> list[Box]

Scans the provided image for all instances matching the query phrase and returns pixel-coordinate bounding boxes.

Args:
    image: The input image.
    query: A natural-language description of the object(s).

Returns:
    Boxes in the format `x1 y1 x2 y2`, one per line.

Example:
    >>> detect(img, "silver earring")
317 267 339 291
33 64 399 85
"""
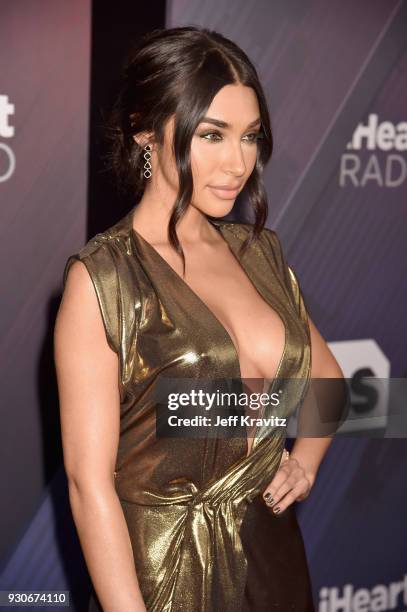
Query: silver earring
143 144 152 178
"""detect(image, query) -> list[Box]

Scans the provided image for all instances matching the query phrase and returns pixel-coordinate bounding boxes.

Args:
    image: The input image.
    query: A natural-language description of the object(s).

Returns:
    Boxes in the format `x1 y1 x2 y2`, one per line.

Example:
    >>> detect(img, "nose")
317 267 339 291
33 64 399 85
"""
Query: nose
223 140 247 178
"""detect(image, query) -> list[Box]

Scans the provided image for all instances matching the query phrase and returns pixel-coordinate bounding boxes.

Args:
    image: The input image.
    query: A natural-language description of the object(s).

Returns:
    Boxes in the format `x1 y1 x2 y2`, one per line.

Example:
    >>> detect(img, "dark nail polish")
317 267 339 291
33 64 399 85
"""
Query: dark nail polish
273 506 280 514
264 492 271 501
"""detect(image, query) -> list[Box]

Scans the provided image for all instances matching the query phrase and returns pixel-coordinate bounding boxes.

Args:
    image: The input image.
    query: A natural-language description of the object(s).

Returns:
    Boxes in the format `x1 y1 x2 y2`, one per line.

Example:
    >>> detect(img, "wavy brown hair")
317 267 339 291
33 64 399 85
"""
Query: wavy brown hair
106 26 273 277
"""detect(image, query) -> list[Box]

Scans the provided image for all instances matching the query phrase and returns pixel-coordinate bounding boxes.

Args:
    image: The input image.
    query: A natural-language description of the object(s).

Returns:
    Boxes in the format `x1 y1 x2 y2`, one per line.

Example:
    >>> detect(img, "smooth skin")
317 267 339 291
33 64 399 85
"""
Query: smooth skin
55 82 344 611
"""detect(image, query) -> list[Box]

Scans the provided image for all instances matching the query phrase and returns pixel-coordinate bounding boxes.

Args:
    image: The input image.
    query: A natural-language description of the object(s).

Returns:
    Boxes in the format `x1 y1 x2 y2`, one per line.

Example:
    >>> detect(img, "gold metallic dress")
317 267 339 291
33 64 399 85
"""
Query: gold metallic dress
63 205 315 611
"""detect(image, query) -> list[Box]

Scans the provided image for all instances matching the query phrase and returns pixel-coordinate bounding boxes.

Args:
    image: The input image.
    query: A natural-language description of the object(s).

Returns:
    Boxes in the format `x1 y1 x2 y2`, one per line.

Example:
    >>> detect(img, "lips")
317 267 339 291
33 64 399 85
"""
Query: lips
209 184 242 190
208 184 242 200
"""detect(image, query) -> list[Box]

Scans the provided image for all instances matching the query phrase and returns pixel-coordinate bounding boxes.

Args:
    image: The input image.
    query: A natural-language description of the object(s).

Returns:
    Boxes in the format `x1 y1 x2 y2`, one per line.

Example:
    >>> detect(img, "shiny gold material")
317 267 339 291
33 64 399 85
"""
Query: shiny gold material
63 205 315 611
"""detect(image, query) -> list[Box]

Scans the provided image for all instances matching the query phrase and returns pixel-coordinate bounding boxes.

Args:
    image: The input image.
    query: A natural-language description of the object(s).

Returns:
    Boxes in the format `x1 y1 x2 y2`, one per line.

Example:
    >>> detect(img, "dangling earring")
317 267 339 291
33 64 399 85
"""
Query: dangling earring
143 144 152 178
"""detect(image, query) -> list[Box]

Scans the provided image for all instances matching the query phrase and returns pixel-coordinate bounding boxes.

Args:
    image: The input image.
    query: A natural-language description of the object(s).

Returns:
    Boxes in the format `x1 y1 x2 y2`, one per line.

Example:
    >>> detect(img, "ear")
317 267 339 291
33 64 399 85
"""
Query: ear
132 132 155 149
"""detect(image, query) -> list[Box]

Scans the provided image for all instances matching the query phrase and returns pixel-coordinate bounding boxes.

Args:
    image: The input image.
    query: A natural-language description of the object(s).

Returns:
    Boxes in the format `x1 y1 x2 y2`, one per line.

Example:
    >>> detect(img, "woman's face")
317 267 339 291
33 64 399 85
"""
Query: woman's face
156 83 262 218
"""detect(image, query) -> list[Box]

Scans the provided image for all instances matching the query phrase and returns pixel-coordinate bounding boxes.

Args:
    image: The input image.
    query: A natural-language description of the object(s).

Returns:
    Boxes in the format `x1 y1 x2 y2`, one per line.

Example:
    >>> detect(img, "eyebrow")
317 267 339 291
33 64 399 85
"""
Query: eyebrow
199 116 261 129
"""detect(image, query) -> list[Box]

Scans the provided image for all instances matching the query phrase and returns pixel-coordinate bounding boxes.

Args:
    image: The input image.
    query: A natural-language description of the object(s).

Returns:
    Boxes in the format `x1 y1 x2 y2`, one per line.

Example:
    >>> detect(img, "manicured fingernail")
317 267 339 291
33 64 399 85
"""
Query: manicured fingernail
264 492 272 501
273 506 281 514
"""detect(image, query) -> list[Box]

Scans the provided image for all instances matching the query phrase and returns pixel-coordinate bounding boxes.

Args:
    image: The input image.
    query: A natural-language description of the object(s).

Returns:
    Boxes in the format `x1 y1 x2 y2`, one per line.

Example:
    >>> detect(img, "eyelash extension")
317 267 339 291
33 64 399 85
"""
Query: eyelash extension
199 130 264 143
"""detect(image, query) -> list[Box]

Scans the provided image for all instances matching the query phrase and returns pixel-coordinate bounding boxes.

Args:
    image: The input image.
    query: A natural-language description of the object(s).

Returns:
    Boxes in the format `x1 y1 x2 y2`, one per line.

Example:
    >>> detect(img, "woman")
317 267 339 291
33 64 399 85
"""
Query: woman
54 26 345 611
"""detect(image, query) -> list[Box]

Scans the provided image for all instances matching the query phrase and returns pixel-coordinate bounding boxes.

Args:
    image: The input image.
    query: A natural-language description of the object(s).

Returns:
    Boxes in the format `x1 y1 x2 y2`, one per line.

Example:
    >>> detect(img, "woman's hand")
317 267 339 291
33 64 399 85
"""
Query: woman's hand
262 451 315 515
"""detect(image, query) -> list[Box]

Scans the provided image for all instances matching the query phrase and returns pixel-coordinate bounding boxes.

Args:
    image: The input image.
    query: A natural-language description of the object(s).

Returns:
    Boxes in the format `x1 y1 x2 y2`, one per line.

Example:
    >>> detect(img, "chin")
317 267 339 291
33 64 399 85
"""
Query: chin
200 202 235 219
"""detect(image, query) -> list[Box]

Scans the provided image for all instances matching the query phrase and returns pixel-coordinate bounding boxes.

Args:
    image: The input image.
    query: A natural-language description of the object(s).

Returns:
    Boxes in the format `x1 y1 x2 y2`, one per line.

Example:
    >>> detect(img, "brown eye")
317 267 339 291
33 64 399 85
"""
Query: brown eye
200 131 222 142
243 132 263 143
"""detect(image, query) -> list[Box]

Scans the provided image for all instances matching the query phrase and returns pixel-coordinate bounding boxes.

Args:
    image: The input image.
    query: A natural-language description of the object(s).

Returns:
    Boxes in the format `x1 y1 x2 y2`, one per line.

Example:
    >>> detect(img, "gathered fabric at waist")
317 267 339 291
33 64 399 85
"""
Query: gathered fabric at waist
116 433 285 612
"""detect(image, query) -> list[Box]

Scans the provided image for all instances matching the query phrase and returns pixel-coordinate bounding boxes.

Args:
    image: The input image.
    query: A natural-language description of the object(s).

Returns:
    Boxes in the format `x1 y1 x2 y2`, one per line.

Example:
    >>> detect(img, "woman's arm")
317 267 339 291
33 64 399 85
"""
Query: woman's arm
54 260 147 612
290 316 345 488
263 316 347 512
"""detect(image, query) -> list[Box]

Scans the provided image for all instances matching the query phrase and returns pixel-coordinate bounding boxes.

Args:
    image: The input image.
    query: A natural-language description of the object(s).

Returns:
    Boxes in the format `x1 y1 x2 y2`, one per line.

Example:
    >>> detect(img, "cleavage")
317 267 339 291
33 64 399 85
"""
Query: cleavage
186 255 286 383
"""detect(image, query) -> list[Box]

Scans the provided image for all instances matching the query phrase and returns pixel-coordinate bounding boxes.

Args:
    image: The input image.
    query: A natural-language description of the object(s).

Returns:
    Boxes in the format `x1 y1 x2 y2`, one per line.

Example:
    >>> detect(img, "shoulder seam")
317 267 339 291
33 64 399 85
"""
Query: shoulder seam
75 229 130 260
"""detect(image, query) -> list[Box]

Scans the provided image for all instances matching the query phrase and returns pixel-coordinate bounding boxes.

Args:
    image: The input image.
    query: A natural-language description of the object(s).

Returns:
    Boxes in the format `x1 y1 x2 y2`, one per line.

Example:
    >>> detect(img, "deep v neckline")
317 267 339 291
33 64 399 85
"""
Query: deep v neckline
128 211 288 389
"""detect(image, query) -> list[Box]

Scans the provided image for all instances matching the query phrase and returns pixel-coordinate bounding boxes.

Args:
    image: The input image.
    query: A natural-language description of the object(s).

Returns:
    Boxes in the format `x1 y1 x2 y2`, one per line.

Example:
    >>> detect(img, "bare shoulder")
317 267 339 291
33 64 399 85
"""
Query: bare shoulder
55 258 116 359
63 258 94 296
57 260 100 331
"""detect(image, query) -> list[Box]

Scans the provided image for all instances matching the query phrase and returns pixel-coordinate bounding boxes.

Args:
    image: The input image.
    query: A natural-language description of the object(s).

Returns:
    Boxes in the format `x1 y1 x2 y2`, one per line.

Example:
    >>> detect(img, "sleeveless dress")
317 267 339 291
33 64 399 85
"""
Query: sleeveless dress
63 204 315 611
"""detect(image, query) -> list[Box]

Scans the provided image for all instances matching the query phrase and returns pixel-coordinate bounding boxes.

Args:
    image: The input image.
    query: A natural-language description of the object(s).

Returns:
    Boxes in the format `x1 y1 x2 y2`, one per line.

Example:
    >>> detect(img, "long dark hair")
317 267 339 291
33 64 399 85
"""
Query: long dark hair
106 26 273 276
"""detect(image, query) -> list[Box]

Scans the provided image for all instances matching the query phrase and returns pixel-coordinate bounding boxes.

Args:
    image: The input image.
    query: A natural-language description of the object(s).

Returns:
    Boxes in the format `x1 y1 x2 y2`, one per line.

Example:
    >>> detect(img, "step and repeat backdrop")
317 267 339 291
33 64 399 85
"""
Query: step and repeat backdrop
1 1 406 610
